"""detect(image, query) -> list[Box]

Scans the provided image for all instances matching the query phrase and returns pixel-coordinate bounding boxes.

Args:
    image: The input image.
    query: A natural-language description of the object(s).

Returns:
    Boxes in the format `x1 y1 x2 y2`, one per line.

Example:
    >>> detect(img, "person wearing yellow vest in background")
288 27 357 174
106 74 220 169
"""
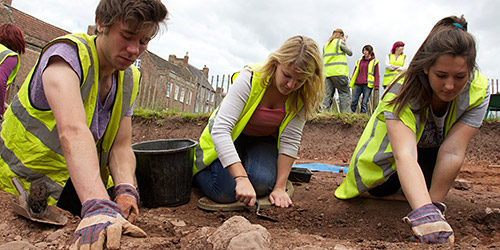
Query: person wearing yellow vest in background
350 45 379 113
194 36 324 209
321 28 353 113
0 24 25 117
335 15 490 244
382 41 407 88
0 0 168 249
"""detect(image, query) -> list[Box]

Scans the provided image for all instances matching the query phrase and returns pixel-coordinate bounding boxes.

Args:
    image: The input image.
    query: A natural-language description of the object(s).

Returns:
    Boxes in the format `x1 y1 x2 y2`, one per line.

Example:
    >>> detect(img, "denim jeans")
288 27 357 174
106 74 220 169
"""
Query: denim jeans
321 76 351 113
193 134 278 203
351 84 372 113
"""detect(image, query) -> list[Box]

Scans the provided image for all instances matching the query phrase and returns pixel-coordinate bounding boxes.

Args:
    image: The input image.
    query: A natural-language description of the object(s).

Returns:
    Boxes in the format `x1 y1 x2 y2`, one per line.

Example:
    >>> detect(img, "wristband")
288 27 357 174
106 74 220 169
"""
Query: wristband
233 175 248 180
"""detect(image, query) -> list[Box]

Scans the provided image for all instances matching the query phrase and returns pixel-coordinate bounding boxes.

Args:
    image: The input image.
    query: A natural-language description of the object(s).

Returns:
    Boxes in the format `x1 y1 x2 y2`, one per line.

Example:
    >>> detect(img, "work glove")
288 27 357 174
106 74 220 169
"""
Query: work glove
114 183 140 223
70 199 147 250
433 201 447 215
403 203 454 244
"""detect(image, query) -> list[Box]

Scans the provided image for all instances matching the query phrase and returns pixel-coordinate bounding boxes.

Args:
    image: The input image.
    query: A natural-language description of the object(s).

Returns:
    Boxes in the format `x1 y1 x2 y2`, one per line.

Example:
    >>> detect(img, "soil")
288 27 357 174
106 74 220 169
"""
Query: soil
0 115 499 249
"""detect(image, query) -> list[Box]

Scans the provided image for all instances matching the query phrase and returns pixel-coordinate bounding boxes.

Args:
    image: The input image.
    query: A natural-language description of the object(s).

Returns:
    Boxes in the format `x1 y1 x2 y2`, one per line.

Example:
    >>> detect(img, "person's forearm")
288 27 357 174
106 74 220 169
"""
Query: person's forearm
61 126 109 203
395 155 432 210
109 144 136 185
274 154 295 191
227 162 247 177
429 147 465 202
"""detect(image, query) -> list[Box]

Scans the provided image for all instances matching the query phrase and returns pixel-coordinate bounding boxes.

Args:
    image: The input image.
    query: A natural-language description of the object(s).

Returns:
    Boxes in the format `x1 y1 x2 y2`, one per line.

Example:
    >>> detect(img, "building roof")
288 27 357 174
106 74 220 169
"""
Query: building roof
9 6 70 44
144 50 213 91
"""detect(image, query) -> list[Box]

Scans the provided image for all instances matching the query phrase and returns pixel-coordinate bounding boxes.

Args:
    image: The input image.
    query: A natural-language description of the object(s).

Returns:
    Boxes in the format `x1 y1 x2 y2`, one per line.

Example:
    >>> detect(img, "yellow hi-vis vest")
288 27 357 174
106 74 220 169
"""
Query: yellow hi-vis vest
193 68 304 175
0 33 140 205
0 43 21 91
382 53 406 87
349 58 379 89
335 70 488 199
323 39 348 77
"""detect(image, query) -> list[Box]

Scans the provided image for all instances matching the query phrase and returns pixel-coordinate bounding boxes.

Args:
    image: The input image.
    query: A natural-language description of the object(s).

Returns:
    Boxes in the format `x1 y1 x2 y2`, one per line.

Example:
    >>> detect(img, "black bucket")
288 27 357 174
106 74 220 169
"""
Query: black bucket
132 139 198 208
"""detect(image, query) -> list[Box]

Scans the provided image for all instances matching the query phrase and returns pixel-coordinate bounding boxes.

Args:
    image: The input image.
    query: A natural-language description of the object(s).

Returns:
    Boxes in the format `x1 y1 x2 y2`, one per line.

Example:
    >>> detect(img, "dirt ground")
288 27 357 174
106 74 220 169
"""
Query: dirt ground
0 115 499 249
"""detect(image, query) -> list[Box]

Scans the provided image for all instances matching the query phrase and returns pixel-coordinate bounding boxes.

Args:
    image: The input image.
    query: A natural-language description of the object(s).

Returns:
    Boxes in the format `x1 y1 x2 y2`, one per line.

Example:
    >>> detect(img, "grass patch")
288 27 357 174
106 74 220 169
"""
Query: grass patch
134 108 374 126
312 111 370 125
133 108 210 122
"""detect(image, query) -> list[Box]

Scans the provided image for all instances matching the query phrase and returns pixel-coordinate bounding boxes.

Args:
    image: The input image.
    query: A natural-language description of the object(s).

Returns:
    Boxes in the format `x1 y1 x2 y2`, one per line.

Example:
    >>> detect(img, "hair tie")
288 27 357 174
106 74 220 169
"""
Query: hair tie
453 23 463 29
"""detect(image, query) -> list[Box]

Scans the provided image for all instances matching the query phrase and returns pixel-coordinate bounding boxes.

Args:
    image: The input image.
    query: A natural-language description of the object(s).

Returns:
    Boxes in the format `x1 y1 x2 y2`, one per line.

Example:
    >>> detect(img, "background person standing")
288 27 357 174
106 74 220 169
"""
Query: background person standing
321 28 352 113
382 41 407 88
349 44 379 113
0 23 25 116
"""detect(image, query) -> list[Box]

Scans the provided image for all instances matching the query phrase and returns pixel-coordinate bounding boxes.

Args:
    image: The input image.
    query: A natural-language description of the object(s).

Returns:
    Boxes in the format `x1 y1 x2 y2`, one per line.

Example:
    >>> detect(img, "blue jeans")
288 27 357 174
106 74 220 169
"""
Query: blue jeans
193 134 278 203
351 84 372 113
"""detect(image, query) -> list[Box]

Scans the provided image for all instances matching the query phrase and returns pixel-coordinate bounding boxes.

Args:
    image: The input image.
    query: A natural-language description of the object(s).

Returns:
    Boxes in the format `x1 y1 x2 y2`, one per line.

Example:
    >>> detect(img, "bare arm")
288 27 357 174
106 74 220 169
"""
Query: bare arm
109 116 136 185
43 56 108 203
227 162 256 206
269 153 294 208
386 119 430 210
430 122 478 202
109 116 139 222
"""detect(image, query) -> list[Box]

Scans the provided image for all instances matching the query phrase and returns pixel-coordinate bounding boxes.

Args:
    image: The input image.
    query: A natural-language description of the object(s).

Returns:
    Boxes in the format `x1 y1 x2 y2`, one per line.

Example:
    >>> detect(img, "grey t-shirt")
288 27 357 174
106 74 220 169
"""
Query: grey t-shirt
29 42 134 142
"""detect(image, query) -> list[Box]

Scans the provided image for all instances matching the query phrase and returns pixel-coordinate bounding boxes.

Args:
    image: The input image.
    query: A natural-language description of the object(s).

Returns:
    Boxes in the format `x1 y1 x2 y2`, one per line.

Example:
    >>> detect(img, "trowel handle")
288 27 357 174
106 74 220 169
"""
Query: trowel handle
12 177 29 200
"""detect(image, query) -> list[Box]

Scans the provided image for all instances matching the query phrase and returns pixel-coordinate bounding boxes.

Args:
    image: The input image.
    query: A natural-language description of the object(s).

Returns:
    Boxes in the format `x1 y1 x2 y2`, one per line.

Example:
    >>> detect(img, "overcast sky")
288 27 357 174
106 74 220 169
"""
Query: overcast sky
12 0 500 88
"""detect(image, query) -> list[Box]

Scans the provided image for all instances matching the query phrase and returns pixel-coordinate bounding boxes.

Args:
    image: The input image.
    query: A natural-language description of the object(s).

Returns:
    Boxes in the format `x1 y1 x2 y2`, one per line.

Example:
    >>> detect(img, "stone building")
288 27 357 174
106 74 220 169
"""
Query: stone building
0 0 216 113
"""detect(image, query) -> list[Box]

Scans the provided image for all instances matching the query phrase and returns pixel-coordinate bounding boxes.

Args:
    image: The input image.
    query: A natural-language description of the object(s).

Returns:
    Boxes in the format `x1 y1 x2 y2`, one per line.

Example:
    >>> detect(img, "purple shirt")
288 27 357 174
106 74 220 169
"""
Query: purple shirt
0 56 18 114
353 56 380 89
29 42 133 142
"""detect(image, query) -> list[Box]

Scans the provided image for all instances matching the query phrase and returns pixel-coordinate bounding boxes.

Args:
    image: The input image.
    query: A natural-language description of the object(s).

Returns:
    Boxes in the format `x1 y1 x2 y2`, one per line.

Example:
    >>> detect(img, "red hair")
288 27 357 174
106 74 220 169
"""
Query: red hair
390 41 405 54
0 24 25 54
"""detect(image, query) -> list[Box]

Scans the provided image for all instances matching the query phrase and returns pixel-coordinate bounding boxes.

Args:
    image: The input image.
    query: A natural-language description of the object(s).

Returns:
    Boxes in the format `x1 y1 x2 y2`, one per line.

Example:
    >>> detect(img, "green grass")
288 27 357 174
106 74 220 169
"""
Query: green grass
312 110 371 125
484 117 500 122
133 108 210 125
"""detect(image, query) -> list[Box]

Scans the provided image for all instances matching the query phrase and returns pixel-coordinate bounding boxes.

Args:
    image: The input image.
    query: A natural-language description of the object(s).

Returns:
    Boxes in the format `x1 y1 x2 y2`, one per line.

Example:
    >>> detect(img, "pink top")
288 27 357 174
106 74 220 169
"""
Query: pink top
0 56 18 115
242 105 286 137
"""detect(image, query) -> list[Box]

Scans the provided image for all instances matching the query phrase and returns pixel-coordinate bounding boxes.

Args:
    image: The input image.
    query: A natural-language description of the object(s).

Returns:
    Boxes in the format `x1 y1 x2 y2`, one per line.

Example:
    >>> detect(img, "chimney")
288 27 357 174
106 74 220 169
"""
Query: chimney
87 25 96 36
182 51 189 68
168 54 176 63
202 65 209 78
3 0 12 6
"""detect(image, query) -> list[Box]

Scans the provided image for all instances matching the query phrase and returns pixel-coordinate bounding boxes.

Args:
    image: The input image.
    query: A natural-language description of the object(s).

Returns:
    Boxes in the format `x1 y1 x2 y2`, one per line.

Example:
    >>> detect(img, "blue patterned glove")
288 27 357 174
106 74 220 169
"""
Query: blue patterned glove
114 184 140 223
403 203 454 244
70 199 147 250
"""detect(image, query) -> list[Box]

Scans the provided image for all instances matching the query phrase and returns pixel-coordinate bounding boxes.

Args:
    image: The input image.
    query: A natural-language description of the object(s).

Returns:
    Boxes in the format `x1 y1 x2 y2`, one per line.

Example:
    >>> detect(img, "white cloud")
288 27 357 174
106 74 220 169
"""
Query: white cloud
12 0 500 84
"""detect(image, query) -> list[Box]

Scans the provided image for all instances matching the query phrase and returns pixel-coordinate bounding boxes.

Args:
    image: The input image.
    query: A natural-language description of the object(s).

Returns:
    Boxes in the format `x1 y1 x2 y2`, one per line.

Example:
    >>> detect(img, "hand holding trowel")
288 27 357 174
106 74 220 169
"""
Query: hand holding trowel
11 177 68 226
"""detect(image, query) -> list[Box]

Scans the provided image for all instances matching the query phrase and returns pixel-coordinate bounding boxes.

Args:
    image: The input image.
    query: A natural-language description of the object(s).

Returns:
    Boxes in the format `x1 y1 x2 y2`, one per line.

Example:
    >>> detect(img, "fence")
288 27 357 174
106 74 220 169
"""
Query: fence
136 74 229 114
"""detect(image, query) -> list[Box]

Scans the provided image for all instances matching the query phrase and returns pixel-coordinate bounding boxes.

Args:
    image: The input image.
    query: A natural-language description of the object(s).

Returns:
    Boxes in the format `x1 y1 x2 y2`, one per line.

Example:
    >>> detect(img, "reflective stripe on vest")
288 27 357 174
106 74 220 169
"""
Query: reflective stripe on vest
382 54 406 86
349 58 379 89
193 69 303 175
335 72 488 199
0 43 21 90
0 33 139 203
323 39 348 77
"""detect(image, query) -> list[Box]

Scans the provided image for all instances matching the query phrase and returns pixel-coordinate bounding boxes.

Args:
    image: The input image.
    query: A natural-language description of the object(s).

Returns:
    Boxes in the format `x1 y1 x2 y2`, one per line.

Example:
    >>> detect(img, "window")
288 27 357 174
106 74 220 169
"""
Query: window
166 82 172 98
180 88 185 103
174 86 179 101
188 91 192 105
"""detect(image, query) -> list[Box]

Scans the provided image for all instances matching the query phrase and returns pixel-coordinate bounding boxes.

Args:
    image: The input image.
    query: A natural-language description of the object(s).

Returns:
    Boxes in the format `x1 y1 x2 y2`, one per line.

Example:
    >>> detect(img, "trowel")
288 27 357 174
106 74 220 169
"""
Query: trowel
11 177 68 226
255 200 278 222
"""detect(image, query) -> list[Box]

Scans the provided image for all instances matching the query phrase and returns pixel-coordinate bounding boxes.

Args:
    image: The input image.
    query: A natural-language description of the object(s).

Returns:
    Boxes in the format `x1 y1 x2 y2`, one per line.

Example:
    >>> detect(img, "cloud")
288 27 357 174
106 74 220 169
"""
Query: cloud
12 0 500 82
